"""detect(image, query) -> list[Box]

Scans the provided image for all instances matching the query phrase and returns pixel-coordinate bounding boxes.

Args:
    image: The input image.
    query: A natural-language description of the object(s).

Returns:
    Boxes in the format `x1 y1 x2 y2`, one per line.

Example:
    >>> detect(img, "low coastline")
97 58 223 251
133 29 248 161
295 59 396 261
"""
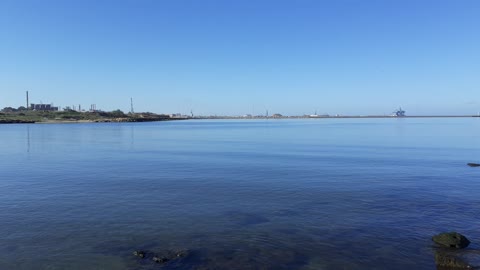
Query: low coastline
35 118 185 124
192 115 480 120
0 110 183 124
0 119 36 124
0 118 184 124
1 111 478 124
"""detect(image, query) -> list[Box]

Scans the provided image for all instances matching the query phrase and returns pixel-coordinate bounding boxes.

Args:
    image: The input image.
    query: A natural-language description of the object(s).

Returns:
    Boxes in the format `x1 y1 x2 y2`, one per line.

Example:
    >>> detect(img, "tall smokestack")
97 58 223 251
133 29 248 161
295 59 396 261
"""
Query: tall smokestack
26 91 29 109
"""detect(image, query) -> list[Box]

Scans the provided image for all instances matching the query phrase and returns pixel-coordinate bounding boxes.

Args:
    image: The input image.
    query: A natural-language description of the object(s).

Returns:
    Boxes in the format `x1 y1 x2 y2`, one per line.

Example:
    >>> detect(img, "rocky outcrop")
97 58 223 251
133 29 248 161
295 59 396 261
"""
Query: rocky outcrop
132 250 146 258
133 249 189 265
433 232 470 249
434 251 472 269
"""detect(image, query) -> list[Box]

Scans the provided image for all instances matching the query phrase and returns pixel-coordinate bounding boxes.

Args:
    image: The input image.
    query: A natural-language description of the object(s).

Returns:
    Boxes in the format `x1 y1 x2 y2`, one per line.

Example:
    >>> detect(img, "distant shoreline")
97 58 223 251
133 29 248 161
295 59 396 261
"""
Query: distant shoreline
0 110 182 124
1 115 478 124
191 115 480 120
0 118 184 124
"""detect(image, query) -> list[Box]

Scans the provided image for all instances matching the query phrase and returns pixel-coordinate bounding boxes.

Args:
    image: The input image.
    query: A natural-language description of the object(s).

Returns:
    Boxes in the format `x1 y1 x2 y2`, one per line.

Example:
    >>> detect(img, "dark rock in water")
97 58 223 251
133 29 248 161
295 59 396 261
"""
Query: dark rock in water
133 250 146 258
175 249 189 258
152 256 169 263
435 251 472 269
151 249 190 264
433 232 470 249
132 248 190 267
467 163 480 167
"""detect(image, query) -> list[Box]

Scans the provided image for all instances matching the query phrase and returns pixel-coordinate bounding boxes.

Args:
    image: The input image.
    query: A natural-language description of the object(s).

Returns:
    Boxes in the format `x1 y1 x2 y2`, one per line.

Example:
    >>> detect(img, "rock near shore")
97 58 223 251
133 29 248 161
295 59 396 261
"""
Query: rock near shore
433 232 470 249
435 251 472 269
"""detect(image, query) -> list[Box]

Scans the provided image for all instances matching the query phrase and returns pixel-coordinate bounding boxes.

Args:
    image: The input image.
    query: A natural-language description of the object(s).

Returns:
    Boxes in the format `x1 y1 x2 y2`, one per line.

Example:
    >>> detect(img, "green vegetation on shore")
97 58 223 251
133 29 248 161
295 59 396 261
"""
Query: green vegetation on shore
0 107 175 124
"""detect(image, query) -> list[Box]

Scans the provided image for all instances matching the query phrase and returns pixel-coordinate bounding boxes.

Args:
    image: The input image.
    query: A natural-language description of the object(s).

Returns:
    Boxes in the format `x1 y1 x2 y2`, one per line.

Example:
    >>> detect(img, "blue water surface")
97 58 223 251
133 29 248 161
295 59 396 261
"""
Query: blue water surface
1 118 480 270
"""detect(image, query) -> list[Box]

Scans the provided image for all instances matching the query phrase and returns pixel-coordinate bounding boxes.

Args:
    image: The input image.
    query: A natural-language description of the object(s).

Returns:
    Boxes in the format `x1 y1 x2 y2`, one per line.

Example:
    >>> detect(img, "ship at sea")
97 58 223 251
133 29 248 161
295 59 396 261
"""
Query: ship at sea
392 107 406 117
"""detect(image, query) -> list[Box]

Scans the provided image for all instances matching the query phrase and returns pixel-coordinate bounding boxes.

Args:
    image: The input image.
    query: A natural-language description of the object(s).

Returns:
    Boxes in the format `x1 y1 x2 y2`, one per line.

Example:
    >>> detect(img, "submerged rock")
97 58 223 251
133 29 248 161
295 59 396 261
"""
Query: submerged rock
133 250 146 258
467 163 480 167
175 249 189 258
152 256 169 263
435 251 472 269
133 249 190 265
433 232 470 249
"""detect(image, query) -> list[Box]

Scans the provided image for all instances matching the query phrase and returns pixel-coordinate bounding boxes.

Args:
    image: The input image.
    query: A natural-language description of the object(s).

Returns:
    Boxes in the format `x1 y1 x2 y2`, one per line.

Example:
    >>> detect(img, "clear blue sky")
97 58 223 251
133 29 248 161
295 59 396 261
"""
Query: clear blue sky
1 0 479 115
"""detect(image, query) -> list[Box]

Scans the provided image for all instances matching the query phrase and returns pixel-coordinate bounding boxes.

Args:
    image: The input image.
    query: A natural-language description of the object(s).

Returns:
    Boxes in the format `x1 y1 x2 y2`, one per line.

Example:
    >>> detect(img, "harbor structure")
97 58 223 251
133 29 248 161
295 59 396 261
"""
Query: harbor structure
30 103 59 111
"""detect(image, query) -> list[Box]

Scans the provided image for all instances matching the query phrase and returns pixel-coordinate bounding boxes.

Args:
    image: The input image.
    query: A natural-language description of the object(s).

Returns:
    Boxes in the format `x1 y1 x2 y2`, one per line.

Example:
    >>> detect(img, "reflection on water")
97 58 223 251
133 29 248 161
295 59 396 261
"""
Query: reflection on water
26 125 30 153
1 119 480 270
130 124 135 148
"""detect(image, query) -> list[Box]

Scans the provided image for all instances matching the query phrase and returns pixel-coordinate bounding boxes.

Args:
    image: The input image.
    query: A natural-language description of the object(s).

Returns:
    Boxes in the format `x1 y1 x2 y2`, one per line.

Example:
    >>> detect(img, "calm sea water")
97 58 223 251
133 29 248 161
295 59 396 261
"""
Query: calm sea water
1 118 480 270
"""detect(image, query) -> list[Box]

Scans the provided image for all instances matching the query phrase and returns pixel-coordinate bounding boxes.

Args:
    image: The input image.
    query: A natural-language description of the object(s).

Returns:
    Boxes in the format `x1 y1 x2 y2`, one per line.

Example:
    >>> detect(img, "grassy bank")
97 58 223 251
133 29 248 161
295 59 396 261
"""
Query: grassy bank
0 110 176 124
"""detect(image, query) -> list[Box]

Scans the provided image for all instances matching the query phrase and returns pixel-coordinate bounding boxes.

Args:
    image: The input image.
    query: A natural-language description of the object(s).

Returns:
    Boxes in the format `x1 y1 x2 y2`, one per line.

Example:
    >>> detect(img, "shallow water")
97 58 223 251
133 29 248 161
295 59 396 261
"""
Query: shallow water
1 118 480 269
